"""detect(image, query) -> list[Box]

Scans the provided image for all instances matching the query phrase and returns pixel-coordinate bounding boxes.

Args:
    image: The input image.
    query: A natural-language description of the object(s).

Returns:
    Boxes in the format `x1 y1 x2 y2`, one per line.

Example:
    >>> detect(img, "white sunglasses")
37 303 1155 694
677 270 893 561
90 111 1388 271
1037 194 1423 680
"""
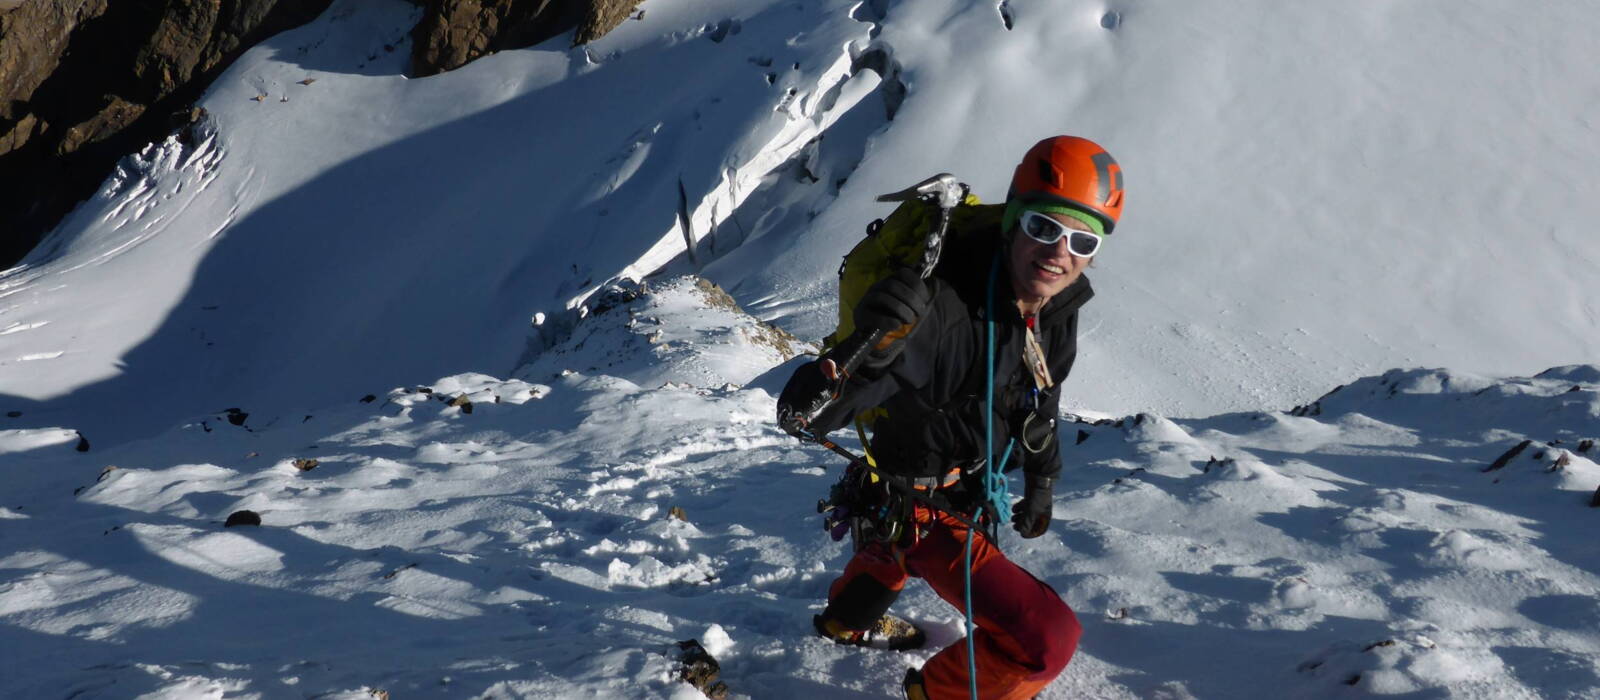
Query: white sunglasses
1019 210 1102 258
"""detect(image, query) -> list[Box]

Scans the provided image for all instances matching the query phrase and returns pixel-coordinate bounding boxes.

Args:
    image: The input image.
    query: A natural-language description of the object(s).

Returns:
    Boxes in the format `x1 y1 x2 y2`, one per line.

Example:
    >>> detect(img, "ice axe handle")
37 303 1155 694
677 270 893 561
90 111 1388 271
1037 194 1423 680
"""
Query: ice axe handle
875 174 963 280
808 177 958 424
777 327 882 439
786 174 962 439
829 327 884 391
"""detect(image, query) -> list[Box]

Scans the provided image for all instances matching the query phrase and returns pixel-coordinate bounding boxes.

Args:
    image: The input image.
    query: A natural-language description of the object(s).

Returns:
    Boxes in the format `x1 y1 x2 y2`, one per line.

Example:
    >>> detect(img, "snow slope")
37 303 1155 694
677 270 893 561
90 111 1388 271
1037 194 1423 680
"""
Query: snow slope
2 282 1597 698
4 0 1600 697
0 0 876 444
724 0 1600 415
2 0 1598 443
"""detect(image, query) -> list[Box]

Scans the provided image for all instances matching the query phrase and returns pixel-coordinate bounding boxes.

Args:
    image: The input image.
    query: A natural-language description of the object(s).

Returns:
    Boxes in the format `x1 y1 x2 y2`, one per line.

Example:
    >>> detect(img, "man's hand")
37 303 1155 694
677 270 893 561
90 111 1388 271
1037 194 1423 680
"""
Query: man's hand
776 359 840 436
853 268 933 370
1011 475 1055 538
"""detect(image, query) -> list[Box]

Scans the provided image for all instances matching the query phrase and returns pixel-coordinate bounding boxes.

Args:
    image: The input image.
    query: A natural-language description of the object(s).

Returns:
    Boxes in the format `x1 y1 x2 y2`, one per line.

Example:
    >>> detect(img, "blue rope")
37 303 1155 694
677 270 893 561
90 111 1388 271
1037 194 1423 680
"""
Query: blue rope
965 253 1017 700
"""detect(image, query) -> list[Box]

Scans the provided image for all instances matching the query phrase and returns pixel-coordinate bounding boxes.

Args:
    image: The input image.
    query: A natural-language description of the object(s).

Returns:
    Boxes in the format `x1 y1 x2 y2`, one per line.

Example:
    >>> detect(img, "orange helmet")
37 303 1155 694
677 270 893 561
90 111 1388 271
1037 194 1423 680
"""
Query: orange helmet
1007 135 1125 233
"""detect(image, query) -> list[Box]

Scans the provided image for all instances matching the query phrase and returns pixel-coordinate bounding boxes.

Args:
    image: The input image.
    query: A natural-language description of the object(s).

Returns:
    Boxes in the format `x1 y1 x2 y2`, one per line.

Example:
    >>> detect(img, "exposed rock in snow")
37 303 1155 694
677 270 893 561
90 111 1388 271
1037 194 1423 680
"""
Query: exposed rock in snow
6 358 1600 697
0 0 336 266
409 0 645 77
518 275 812 389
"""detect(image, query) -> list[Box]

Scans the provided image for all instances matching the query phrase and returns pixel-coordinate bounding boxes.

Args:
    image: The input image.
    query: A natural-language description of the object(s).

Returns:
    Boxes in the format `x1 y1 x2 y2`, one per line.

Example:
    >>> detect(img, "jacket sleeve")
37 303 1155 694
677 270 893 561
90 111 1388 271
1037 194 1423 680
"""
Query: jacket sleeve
804 286 947 435
1021 311 1079 479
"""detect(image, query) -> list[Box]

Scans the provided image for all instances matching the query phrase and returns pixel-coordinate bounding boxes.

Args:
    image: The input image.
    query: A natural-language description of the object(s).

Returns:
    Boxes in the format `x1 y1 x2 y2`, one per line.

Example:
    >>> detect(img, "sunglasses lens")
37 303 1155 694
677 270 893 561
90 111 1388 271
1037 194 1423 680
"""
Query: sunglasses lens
1067 231 1100 257
1021 212 1064 244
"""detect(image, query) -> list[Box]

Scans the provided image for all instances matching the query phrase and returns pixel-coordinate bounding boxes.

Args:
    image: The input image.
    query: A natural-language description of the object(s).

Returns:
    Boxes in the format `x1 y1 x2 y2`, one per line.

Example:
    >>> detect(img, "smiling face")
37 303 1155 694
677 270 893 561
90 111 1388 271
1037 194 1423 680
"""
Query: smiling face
1006 211 1094 315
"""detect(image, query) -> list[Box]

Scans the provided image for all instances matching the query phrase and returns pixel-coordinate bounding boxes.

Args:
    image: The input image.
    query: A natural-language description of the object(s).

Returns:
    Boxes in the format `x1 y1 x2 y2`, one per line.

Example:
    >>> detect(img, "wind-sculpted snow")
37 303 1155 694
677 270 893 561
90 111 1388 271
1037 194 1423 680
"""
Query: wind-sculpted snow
5 0 1599 444
0 0 882 446
2 0 1600 696
4 358 1598 697
517 276 812 389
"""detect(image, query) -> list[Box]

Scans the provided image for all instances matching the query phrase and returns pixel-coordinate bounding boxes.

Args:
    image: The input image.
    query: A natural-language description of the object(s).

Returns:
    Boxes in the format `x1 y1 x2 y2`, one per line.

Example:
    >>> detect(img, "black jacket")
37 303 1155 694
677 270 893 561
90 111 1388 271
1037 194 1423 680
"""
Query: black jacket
809 231 1093 480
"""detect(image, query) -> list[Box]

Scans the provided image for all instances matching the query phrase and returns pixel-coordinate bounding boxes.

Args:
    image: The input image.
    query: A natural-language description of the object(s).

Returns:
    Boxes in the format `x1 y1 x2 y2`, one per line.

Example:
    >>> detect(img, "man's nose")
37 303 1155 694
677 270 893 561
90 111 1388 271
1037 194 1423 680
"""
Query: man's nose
1049 234 1075 257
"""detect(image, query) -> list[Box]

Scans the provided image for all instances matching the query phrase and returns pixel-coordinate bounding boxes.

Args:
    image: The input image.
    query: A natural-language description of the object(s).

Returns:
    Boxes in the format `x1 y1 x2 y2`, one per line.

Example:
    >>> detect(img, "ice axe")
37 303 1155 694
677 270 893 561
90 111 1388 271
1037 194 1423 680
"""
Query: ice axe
779 173 968 439
873 172 967 275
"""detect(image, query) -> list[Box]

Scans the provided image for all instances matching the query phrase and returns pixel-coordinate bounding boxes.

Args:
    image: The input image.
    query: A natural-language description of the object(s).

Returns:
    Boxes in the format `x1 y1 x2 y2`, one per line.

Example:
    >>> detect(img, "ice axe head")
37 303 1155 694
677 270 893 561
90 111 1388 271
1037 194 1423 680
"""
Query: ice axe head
876 173 964 209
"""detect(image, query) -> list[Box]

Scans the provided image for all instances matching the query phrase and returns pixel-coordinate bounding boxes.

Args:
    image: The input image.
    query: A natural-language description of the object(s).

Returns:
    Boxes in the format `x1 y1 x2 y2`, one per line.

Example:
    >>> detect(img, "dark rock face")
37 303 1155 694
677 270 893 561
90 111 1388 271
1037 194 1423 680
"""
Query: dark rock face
409 0 642 77
573 0 640 46
0 0 642 269
0 0 334 268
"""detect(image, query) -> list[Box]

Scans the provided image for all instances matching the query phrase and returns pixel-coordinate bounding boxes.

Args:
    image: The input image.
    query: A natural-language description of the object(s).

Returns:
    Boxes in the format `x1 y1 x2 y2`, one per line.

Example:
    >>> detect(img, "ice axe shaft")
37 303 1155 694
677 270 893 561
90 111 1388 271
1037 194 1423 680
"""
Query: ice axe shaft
877 173 964 280
781 174 968 437
793 173 966 431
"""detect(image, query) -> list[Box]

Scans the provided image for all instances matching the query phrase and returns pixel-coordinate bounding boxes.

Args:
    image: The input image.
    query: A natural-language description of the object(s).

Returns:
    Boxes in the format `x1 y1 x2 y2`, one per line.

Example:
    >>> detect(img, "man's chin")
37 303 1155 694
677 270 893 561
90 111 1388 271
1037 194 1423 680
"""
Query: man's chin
1026 277 1073 299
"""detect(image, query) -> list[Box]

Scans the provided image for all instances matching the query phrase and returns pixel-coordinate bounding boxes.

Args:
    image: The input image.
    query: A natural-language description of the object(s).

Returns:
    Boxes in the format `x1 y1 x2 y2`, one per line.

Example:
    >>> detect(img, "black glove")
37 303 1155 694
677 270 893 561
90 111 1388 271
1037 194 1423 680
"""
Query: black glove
852 268 933 370
776 360 834 436
1011 475 1055 538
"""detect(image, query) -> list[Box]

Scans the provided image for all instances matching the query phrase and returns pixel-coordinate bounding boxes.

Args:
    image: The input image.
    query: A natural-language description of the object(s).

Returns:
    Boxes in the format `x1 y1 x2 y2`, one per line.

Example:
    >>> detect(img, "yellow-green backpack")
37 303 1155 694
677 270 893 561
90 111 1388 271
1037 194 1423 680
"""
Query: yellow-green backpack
822 183 1003 352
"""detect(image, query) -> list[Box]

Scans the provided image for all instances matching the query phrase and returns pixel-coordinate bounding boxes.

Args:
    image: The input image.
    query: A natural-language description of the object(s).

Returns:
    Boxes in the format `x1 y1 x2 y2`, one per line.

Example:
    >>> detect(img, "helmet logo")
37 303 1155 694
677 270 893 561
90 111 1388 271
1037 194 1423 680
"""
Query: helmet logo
1036 158 1062 188
1090 151 1122 206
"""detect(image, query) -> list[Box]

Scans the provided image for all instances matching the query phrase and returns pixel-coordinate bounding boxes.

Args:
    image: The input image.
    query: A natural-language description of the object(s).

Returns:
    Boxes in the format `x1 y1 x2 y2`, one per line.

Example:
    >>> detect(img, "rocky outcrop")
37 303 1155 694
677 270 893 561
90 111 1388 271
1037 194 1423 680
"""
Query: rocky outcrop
574 0 640 45
0 0 333 268
0 0 642 269
409 0 643 77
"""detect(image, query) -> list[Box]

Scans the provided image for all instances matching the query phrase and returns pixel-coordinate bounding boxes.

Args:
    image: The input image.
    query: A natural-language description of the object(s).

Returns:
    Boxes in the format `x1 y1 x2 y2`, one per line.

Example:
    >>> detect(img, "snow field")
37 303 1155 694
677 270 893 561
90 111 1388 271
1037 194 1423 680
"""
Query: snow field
4 280 1599 697
1045 369 1600 698
3 371 830 697
8 0 1600 450
0 0 874 446
2 0 1600 696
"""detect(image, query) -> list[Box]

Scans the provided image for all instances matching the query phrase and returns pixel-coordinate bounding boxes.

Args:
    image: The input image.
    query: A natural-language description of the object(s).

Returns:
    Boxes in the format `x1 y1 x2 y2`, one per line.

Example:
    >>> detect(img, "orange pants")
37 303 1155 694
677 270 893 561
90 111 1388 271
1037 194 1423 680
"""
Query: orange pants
823 504 1081 700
